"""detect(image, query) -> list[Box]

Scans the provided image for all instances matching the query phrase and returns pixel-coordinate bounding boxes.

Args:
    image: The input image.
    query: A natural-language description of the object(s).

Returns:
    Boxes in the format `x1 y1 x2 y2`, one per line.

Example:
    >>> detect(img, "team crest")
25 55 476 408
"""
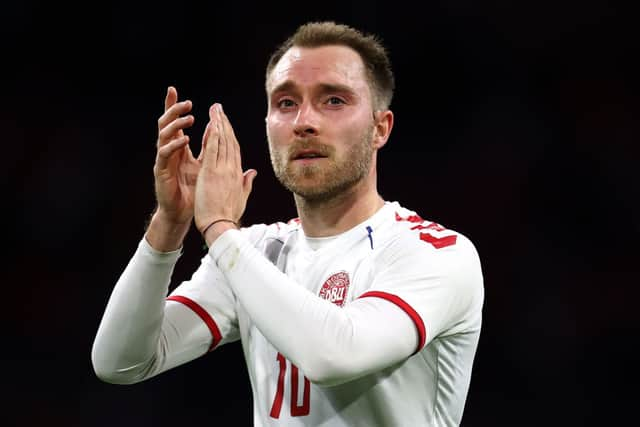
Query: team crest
319 271 350 307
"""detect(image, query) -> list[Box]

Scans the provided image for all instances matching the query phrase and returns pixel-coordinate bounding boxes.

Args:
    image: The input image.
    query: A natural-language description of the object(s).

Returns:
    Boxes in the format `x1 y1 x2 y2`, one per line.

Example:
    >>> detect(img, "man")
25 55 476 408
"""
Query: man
92 21 484 426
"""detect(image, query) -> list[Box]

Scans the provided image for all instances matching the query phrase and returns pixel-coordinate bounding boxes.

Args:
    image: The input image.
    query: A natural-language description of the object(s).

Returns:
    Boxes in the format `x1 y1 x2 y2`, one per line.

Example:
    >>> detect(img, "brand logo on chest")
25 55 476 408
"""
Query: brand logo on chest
319 271 350 307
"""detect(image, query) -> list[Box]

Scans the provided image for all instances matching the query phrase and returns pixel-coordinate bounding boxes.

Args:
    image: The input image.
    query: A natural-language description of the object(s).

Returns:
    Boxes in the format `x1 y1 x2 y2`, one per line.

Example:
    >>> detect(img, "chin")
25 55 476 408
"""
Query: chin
289 182 327 198
277 165 365 202
292 179 362 203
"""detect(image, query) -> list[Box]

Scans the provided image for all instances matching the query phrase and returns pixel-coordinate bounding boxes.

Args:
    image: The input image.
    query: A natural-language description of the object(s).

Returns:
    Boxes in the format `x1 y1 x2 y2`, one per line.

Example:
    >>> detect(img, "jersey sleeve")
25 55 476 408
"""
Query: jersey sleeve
167 252 240 349
208 228 419 386
167 223 282 349
92 237 216 384
360 232 484 352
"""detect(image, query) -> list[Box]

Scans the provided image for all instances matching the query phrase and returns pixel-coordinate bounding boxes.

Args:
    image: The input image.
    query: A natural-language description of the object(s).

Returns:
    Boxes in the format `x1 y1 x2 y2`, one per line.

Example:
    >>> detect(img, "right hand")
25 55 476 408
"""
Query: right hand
153 86 200 226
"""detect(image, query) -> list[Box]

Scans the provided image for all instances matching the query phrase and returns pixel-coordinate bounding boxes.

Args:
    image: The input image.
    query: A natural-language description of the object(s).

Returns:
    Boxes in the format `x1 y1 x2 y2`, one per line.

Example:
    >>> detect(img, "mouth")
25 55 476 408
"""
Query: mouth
291 150 328 161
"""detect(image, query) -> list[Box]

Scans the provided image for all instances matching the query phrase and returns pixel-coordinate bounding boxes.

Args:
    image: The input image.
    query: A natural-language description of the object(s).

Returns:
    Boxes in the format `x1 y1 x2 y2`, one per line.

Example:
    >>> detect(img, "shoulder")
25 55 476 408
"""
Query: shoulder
377 202 481 273
371 203 484 329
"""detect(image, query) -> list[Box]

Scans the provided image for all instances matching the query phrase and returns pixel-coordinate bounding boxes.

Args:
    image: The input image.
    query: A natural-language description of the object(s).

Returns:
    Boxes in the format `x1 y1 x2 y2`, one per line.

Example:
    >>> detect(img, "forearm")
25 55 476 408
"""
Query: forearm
91 238 181 383
210 230 416 386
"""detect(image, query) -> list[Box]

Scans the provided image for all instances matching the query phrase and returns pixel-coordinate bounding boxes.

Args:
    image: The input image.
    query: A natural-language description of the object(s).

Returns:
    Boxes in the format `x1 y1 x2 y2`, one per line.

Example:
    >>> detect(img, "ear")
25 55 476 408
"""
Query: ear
372 109 394 150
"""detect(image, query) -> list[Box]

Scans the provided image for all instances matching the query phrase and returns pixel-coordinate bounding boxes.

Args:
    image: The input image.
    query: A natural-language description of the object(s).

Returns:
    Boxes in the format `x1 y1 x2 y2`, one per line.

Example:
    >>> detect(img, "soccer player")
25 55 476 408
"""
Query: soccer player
92 21 484 426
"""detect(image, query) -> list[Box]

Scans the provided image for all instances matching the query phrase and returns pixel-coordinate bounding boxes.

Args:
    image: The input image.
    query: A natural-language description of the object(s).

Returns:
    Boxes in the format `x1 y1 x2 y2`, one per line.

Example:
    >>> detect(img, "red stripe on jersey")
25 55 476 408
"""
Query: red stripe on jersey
419 232 457 249
166 295 222 352
358 291 426 354
410 222 446 232
395 212 424 223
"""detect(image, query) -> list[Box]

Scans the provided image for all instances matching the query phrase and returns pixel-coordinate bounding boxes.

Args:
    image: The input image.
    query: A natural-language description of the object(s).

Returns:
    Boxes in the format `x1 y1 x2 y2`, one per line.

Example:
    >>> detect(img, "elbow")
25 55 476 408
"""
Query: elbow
91 360 139 385
92 364 137 385
298 318 362 387
92 366 127 385
92 364 148 385
91 347 147 385
301 351 354 387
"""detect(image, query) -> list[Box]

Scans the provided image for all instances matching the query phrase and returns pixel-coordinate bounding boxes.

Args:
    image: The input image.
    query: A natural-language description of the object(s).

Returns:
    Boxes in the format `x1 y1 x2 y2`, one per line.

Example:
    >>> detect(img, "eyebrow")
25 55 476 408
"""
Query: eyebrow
270 80 358 98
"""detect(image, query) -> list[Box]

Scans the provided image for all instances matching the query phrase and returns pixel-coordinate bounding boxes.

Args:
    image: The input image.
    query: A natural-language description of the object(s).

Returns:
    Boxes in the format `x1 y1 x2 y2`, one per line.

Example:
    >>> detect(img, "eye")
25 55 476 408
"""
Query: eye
277 98 296 109
326 96 345 105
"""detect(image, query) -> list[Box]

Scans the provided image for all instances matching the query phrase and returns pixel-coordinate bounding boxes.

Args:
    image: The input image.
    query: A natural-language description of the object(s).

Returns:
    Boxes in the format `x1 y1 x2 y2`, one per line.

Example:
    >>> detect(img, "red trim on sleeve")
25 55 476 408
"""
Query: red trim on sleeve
166 295 222 352
358 291 426 354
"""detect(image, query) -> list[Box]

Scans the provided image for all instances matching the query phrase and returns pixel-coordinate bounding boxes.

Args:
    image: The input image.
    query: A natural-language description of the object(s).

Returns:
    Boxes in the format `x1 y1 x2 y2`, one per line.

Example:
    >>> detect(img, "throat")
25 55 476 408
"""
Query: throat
294 180 384 237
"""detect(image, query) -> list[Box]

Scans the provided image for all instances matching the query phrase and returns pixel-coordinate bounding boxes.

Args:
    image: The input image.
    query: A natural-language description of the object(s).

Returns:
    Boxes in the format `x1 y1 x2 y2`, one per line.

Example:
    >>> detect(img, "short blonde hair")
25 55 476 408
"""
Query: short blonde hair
266 21 395 110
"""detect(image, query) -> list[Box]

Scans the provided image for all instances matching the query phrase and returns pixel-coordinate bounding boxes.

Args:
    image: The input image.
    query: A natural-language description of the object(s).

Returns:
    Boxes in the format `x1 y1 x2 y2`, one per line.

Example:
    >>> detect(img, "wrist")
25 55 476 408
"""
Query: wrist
202 219 238 247
145 210 192 252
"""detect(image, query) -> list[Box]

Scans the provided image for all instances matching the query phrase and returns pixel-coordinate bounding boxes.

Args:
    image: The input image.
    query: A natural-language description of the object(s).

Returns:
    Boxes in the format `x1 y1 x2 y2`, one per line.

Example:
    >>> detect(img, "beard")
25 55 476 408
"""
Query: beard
268 124 374 203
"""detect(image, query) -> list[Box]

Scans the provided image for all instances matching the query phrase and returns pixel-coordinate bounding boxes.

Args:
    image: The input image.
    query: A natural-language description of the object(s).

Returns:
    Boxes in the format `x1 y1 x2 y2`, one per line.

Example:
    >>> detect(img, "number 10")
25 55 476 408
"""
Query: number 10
269 352 310 418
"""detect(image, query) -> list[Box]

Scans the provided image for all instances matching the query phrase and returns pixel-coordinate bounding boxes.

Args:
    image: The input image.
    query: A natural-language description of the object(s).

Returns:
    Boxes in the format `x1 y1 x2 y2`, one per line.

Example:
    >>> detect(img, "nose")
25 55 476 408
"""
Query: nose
293 102 319 137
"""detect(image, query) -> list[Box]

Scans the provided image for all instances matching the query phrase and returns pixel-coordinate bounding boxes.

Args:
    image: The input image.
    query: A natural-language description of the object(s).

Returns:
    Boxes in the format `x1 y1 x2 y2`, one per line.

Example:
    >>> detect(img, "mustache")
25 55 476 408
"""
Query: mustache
287 140 334 158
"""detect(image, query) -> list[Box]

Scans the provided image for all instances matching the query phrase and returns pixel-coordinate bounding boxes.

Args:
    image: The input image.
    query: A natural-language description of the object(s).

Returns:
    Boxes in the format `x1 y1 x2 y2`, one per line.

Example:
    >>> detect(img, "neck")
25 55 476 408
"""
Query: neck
293 171 384 237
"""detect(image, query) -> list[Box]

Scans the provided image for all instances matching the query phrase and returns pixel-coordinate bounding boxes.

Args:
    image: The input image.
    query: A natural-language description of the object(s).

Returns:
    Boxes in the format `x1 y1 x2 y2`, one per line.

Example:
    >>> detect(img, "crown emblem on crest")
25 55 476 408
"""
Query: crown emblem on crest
319 271 350 307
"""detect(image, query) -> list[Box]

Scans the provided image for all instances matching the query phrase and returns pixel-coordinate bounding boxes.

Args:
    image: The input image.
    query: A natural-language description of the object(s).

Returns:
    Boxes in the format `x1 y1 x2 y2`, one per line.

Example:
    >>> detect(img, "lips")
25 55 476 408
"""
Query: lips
292 149 327 160
289 144 331 161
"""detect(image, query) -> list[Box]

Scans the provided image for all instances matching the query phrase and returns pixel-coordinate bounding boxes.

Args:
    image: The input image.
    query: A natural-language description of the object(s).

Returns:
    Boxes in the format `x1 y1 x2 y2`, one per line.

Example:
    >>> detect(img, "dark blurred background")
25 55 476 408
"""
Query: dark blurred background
3 0 638 426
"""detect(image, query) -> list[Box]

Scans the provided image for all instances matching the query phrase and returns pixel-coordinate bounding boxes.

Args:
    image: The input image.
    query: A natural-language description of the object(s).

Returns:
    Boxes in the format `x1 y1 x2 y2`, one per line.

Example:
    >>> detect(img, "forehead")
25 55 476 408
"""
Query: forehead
267 45 369 94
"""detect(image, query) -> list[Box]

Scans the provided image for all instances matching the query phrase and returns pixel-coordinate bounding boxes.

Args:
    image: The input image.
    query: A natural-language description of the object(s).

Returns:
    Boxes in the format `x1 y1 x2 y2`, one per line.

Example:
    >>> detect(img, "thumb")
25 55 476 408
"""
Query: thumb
243 169 258 195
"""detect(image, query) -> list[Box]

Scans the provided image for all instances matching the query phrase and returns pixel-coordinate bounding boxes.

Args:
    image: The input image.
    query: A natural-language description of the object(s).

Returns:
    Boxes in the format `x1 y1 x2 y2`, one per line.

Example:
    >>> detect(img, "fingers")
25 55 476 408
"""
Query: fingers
158 113 194 145
161 87 192 127
201 103 243 174
202 105 220 168
156 135 190 170
158 87 193 147
218 104 241 170
213 104 228 164
159 99 192 128
197 122 211 162
164 86 178 112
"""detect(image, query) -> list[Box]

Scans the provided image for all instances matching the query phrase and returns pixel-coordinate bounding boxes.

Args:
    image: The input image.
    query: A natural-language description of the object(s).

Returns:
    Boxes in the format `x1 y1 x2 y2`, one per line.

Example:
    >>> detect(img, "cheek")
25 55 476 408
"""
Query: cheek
338 115 372 143
266 116 290 144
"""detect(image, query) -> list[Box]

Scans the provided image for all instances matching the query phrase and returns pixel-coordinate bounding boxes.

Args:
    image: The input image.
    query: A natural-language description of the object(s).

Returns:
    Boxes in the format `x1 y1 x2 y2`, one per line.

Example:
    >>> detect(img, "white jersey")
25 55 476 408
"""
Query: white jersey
166 201 484 426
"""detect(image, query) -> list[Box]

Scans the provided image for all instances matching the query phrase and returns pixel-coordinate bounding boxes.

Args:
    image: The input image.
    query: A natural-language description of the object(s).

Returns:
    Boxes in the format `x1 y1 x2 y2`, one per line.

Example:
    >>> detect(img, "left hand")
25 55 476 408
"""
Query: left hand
194 103 257 242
